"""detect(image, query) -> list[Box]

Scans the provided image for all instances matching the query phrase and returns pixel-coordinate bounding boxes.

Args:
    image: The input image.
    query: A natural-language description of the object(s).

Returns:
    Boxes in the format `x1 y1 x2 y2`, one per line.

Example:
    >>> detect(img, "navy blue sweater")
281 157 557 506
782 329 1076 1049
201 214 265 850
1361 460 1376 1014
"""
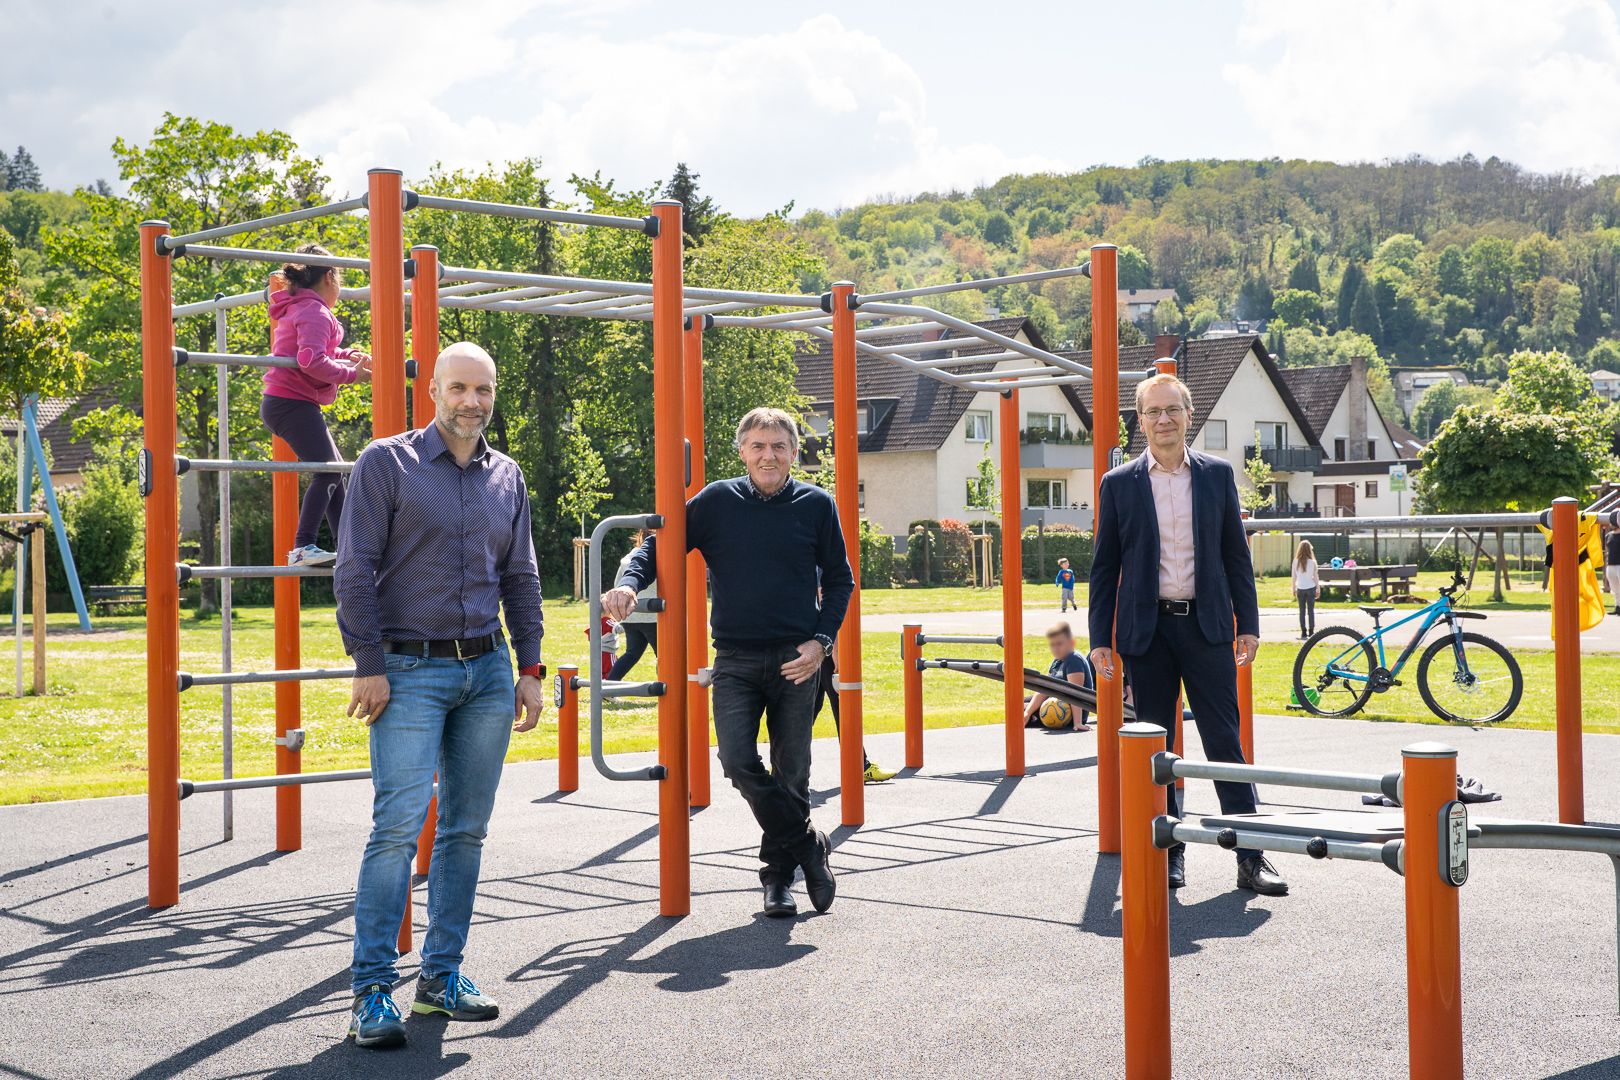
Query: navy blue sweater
621 476 854 651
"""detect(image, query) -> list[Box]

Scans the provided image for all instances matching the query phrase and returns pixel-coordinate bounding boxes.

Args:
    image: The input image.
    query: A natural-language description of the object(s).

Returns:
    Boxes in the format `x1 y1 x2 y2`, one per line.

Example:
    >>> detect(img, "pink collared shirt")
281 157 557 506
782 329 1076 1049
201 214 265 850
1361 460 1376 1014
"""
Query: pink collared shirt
1147 444 1195 600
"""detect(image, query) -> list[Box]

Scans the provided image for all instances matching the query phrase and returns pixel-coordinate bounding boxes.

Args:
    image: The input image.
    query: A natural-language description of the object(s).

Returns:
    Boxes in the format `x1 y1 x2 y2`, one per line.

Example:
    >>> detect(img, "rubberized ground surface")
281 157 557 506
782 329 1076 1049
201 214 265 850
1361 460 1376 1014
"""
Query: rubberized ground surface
2 714 1617 1079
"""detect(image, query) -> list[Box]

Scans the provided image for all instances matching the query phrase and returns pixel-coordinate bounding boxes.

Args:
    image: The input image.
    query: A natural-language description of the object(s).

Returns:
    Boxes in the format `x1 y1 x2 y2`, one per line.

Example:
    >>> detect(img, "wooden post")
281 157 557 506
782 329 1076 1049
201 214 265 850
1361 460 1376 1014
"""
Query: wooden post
31 520 44 695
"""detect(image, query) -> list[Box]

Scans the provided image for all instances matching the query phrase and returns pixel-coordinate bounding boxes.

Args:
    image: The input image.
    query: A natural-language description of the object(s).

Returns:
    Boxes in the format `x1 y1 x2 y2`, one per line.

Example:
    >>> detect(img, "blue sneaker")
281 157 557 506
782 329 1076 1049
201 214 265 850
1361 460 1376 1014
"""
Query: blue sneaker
348 983 406 1048
413 972 500 1021
288 544 336 567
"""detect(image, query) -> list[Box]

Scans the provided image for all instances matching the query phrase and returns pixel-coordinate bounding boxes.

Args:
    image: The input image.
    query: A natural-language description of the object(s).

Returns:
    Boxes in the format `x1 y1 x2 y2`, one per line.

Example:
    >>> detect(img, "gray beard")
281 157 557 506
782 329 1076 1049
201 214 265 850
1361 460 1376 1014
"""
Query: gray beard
439 409 491 441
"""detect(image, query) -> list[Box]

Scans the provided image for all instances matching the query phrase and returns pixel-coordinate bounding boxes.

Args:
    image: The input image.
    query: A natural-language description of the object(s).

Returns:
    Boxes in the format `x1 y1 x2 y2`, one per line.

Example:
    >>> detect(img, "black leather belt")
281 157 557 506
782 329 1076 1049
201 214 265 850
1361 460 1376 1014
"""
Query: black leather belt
383 629 504 659
1157 598 1194 616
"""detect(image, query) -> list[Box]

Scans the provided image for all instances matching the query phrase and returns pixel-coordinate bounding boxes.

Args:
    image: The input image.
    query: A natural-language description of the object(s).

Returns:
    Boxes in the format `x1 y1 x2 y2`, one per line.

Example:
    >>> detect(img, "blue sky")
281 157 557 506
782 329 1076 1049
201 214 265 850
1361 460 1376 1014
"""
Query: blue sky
8 1 1620 213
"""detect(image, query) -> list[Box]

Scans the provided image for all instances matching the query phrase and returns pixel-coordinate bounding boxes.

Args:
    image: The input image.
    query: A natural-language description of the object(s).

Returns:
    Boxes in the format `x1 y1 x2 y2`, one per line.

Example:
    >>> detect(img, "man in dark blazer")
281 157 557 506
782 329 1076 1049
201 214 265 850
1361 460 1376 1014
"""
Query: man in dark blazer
1089 373 1288 896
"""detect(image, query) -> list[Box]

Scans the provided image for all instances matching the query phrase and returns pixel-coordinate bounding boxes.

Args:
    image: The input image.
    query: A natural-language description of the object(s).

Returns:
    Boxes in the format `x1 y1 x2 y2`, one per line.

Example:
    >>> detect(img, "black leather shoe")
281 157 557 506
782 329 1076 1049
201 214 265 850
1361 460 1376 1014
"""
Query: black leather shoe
762 883 797 918
801 830 837 912
1237 855 1289 896
1167 844 1186 889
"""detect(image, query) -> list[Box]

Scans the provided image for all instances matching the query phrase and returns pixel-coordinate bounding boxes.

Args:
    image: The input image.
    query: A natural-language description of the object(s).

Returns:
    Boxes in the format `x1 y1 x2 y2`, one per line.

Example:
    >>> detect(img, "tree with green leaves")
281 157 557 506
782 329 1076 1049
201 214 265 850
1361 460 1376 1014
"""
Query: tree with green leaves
1272 288 1322 327
0 229 85 417
964 444 998 535
1436 244 1469 297
1335 261 1364 333
5 148 42 194
1239 451 1275 513
1285 253 1320 294
663 163 724 248
47 114 349 609
1410 381 1492 438
1349 276 1383 344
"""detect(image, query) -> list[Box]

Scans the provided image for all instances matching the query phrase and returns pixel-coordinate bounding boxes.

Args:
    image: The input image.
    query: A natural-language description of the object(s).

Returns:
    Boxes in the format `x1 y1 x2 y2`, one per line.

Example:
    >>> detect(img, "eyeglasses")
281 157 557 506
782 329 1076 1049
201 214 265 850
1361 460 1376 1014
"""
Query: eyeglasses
1142 406 1187 421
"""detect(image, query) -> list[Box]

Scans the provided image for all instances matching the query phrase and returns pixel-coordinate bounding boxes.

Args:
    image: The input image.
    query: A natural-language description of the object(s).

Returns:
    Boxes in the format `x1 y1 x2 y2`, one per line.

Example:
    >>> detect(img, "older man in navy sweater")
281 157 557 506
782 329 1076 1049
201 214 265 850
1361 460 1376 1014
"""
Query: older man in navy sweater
603 407 853 918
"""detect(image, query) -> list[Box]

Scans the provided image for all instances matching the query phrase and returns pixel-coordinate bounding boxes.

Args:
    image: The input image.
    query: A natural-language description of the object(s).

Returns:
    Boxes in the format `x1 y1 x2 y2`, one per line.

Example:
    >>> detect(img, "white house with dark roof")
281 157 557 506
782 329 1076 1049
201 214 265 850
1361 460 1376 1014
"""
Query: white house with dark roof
793 318 1093 540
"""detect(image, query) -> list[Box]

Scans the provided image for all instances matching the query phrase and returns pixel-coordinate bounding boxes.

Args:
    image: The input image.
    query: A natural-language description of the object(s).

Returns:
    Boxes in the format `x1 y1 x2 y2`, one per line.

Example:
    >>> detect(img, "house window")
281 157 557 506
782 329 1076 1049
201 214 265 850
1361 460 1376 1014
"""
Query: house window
855 407 871 435
964 411 991 442
807 410 830 435
1366 438 1377 460
1365 480 1378 499
1273 482 1290 510
1203 419 1227 451
1255 422 1286 448
1026 479 1066 508
1026 412 1068 439
1333 436 1348 462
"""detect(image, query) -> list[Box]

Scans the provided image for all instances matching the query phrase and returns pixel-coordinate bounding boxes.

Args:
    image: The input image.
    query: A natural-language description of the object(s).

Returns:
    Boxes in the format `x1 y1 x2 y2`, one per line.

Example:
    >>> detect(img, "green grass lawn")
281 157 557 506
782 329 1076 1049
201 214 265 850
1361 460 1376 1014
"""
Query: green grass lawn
3 582 1616 804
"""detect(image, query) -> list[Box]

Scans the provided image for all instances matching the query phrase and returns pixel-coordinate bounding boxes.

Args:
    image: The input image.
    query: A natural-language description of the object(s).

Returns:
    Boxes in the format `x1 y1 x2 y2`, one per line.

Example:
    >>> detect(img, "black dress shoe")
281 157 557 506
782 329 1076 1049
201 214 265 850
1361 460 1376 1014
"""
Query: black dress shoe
1236 854 1289 896
1167 844 1186 889
762 883 797 918
801 830 837 912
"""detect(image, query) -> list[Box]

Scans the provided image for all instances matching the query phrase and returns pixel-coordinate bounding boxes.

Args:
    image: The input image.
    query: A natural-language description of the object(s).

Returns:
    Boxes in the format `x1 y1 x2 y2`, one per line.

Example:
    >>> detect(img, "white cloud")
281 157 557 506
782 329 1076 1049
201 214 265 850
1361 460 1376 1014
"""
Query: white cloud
1224 0 1620 173
3 3 1067 213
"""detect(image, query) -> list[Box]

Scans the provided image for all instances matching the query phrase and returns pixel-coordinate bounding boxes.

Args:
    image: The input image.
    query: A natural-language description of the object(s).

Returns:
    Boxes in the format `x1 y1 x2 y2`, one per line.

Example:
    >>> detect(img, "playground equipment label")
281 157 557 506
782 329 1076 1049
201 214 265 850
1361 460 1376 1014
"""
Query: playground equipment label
1388 464 1408 492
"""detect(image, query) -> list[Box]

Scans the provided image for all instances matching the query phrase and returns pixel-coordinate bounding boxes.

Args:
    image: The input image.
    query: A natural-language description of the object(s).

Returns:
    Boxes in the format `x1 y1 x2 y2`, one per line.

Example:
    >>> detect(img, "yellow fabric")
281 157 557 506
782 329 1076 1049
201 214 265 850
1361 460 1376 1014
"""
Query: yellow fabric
1537 515 1606 637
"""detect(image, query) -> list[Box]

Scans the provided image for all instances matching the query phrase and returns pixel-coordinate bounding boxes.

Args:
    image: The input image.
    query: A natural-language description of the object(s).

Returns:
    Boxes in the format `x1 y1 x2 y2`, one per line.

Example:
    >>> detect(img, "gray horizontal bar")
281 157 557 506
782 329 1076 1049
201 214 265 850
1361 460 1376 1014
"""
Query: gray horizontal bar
859 265 1088 304
1472 821 1620 857
182 458 353 475
926 659 1005 673
177 350 296 370
919 634 1004 646
158 197 367 252
598 680 665 699
176 244 371 271
181 768 372 798
184 565 334 579
412 193 649 233
1245 513 1542 533
1170 759 1387 795
184 667 355 688
1170 821 1392 865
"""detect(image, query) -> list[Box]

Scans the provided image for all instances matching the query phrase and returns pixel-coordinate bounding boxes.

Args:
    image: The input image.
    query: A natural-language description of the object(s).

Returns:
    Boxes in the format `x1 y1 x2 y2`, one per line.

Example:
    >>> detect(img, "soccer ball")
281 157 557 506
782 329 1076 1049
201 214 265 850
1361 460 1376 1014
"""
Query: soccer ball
1038 698 1074 729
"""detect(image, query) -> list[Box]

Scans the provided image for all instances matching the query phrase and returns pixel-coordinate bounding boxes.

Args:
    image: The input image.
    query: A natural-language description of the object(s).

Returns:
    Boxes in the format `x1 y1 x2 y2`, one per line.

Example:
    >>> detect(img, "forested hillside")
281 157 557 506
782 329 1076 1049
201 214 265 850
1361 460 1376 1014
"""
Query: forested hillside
791 156 1620 397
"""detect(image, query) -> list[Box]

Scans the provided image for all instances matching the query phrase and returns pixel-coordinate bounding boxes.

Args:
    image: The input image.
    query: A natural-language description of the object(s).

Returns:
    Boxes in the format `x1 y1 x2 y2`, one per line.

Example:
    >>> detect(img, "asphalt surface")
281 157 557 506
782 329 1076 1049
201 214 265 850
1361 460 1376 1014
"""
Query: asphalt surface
2 715 1618 1079
864 603 1620 653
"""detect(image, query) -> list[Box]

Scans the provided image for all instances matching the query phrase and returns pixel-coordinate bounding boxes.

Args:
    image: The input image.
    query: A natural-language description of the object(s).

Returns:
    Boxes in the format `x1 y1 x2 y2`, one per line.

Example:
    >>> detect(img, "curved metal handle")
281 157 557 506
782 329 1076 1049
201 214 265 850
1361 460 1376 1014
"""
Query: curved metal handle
589 513 667 782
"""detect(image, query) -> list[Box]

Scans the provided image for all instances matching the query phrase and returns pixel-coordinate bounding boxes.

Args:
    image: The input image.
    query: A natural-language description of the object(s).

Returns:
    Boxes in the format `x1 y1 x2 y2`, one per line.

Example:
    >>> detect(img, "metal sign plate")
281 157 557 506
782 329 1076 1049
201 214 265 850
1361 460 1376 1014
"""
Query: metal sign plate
1439 799 1468 886
1389 464 1408 492
1109 446 1124 470
552 672 564 709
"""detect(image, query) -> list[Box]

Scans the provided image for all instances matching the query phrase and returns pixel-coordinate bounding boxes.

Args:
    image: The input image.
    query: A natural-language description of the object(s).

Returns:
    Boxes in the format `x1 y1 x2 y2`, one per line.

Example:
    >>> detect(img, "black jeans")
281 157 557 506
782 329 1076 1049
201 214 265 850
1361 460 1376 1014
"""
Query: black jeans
260 394 345 549
712 645 820 886
1123 607 1260 860
607 622 658 681
1296 588 1316 634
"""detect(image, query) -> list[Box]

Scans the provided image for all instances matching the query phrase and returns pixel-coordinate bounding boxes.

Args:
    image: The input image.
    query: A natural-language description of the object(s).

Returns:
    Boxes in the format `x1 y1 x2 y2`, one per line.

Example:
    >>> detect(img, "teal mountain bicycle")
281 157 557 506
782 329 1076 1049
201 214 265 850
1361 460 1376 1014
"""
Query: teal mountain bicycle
1293 570 1523 724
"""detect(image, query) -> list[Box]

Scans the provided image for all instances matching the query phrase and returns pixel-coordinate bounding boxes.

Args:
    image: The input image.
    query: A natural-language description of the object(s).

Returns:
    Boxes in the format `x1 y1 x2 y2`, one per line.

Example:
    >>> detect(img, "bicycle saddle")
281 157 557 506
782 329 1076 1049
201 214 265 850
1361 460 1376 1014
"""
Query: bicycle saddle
1358 605 1394 621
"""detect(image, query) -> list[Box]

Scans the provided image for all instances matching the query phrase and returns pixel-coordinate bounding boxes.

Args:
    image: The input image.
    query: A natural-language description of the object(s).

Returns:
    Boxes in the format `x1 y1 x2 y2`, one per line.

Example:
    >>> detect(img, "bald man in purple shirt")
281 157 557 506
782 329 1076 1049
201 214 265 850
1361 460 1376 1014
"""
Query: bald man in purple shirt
335 342 545 1049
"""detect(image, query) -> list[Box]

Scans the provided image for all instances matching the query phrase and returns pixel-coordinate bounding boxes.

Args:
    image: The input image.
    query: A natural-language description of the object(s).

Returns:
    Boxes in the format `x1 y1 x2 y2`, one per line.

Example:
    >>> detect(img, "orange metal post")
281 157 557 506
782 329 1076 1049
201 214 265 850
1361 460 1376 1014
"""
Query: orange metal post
410 244 440 430
1172 696 1184 790
1120 722 1171 1080
1092 243 1123 853
368 169 408 440
558 664 579 792
1237 652 1255 764
685 315 711 808
831 281 866 822
652 200 691 916
1551 497 1585 824
1402 741 1463 1080
903 623 923 768
999 385 1025 777
141 222 180 908
415 793 435 876
266 278 303 852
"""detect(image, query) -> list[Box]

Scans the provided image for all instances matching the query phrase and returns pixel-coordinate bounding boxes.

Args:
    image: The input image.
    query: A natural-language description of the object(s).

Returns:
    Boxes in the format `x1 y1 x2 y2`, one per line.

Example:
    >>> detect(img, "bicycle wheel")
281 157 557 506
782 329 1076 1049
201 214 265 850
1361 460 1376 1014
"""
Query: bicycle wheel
1293 626 1377 717
1417 631 1523 724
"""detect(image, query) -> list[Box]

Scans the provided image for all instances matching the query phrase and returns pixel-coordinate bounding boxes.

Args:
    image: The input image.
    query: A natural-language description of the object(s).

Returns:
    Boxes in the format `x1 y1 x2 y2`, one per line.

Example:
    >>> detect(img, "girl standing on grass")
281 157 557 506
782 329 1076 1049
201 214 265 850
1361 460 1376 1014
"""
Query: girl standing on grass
1294 539 1320 639
263 243 372 566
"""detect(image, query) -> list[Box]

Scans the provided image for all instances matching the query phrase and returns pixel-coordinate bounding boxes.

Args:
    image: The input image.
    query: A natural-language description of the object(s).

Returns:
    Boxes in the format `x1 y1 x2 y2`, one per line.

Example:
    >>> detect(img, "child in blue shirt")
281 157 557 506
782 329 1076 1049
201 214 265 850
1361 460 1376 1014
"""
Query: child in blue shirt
1055 558 1076 612
1023 621 1094 731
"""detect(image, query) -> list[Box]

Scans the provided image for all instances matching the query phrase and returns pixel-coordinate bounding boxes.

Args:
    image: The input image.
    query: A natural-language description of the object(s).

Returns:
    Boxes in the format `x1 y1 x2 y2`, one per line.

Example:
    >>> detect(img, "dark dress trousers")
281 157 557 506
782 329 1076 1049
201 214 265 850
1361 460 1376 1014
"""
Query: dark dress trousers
1089 448 1263 849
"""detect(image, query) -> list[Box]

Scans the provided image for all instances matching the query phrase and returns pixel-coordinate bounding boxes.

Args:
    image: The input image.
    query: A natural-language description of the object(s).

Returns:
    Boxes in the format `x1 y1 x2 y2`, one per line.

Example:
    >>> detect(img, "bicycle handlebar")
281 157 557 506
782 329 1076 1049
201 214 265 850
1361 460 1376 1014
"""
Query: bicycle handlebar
1436 570 1466 598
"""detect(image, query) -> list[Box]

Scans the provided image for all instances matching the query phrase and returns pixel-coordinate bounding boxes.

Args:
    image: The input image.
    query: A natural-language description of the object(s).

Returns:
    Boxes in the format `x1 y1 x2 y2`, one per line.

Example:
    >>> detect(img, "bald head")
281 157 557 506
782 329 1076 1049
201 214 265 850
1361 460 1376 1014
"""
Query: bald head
429 341 497 443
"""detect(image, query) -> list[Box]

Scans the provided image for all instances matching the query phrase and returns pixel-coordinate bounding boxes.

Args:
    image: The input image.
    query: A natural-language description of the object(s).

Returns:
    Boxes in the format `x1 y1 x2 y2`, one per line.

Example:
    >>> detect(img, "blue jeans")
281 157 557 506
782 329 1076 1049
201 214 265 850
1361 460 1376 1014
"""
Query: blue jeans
350 644 514 993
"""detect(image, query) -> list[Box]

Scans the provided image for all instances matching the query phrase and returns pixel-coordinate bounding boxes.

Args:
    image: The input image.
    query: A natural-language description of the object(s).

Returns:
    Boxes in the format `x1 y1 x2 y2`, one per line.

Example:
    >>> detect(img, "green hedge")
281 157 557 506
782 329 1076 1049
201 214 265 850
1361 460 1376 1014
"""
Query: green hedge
1022 524 1092 583
858 518 894 589
905 518 1001 585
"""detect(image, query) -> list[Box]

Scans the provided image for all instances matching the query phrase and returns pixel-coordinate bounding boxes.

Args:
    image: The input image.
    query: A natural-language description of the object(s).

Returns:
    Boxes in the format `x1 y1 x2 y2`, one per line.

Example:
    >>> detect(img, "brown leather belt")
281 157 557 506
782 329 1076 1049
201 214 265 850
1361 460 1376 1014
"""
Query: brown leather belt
383 629 504 659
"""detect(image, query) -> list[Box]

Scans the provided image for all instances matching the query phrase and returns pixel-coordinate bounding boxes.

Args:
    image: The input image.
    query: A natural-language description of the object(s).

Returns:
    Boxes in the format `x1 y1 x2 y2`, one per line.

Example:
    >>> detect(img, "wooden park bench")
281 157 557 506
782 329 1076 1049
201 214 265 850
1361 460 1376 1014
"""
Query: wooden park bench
87 584 146 614
1317 563 1418 601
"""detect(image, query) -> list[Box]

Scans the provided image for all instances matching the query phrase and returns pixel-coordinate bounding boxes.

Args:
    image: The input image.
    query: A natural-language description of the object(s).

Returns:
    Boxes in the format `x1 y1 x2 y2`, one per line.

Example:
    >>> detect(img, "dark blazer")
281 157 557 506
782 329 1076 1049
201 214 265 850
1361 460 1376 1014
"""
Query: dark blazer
1088 448 1260 656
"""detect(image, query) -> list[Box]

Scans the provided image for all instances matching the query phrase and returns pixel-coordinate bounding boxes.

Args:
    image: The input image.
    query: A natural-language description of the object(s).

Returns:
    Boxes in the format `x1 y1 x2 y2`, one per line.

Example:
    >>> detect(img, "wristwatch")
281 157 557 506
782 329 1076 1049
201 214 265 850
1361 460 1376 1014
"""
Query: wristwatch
812 634 835 657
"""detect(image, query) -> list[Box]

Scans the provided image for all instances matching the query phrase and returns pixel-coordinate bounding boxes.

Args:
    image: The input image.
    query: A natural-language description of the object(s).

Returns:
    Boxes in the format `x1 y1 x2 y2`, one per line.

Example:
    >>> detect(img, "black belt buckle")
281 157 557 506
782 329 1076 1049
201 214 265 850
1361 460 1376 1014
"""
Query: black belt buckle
1159 598 1192 616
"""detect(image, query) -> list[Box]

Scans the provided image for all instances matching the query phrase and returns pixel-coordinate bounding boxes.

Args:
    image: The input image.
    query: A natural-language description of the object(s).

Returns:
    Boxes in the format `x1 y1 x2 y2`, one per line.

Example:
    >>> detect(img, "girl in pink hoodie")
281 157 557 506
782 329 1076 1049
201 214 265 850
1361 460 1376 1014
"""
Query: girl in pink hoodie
262 243 373 566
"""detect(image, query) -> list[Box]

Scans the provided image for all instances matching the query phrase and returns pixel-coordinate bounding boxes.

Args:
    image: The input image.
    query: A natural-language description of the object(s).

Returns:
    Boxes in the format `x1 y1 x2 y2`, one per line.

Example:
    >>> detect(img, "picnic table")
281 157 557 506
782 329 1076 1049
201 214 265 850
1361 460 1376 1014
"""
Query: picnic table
1316 563 1417 601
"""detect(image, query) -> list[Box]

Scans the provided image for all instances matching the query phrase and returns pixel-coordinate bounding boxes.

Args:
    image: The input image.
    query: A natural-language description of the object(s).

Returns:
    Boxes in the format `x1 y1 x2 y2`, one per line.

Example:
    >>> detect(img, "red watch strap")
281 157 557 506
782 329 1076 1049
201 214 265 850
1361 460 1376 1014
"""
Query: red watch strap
519 664 542 678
